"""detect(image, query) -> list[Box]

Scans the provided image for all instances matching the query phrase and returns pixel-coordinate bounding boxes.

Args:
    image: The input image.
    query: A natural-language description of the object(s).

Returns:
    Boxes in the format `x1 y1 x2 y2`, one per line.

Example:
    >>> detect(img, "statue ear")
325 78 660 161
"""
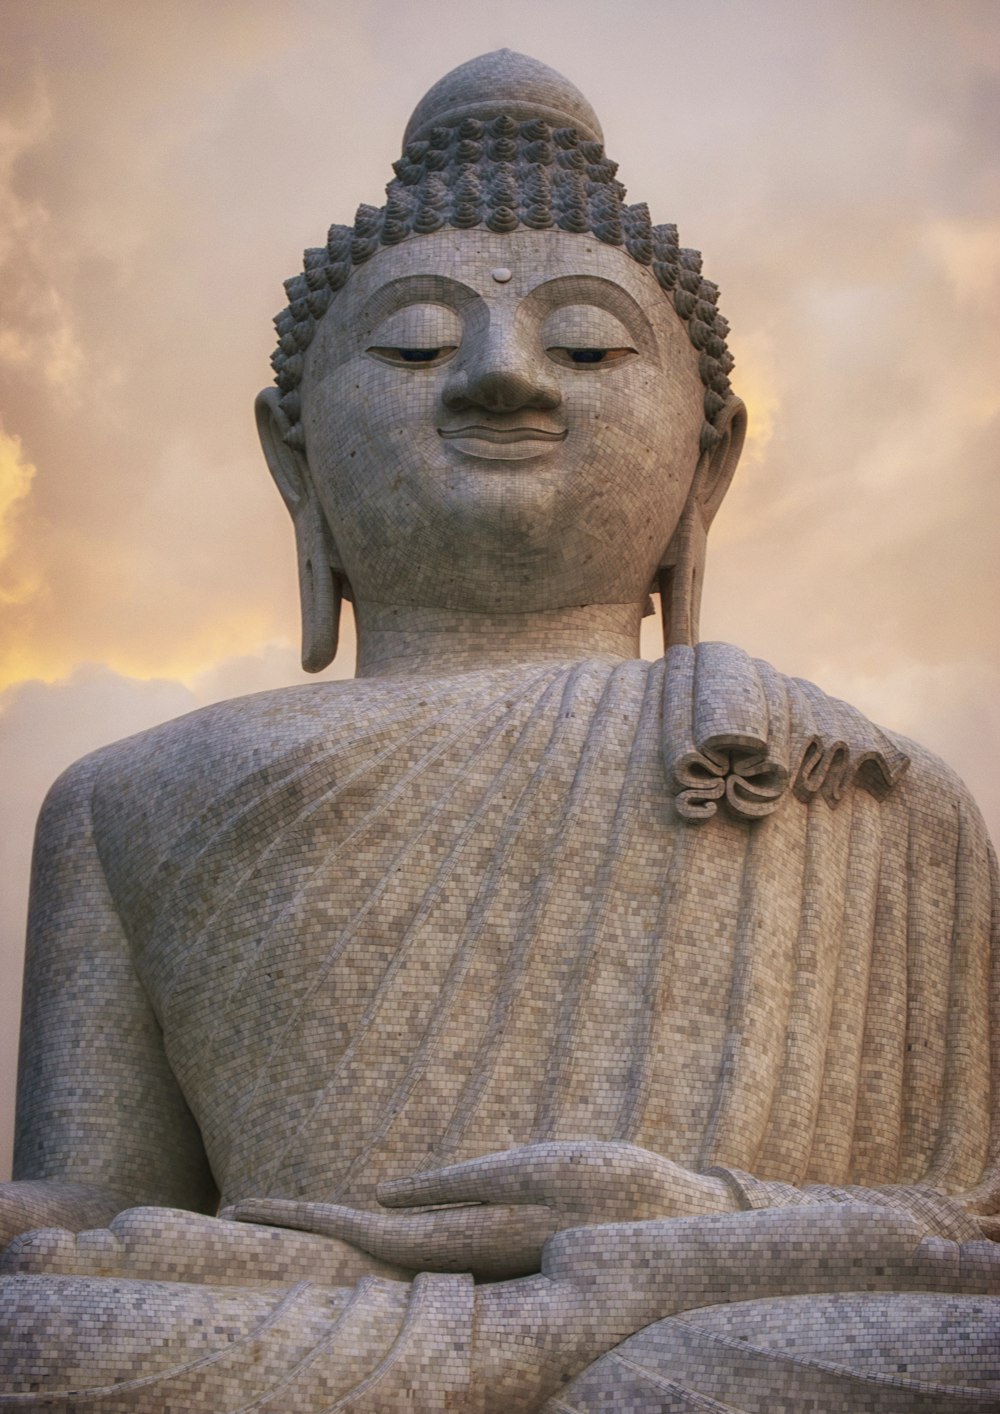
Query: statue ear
691 395 747 528
255 388 344 673
657 396 747 651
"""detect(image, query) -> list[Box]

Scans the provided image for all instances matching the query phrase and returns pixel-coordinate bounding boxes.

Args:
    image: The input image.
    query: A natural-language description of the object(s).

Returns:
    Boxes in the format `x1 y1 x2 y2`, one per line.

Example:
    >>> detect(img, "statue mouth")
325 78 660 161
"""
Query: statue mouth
437 424 567 462
438 425 567 444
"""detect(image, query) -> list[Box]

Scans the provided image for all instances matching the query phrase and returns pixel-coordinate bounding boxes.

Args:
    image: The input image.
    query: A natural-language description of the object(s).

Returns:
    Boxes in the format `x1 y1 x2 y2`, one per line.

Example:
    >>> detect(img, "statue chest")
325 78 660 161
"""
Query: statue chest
93 661 986 1202
123 670 767 1201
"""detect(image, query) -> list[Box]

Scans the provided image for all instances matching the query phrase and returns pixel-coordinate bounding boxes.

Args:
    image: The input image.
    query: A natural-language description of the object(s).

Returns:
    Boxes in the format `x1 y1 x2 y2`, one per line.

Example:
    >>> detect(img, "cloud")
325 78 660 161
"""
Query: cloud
0 423 37 603
725 328 780 470
0 0 387 695
924 217 1000 310
0 64 85 402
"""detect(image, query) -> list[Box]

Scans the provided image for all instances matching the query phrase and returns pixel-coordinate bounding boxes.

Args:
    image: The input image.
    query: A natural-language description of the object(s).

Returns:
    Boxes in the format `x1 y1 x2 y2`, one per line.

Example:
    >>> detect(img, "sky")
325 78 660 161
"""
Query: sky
0 0 998 1181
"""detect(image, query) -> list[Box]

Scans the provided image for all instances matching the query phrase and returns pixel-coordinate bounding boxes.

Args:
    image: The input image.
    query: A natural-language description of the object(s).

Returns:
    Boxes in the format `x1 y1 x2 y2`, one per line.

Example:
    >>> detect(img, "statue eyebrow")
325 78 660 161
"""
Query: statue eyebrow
360 275 480 328
523 275 657 355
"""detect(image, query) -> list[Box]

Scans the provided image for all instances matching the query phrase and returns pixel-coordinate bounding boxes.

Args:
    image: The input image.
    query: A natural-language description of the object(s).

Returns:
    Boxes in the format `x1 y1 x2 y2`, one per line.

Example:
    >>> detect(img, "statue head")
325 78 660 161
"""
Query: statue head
257 50 746 671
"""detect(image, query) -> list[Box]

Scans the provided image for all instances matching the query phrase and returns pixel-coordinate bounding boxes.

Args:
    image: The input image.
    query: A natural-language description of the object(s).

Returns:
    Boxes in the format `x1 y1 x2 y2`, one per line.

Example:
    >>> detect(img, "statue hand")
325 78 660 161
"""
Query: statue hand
223 1193 557 1279
225 1142 734 1279
0 1179 125 1252
377 1141 733 1223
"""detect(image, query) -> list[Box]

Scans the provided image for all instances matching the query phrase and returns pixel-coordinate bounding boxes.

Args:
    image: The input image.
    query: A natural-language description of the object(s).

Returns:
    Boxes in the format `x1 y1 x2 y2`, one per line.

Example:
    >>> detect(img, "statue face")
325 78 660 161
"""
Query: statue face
301 229 706 613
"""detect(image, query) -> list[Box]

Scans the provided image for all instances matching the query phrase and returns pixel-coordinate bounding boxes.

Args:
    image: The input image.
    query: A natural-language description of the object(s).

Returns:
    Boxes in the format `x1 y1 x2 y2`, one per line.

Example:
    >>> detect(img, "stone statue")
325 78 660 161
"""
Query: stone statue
1 50 998 1411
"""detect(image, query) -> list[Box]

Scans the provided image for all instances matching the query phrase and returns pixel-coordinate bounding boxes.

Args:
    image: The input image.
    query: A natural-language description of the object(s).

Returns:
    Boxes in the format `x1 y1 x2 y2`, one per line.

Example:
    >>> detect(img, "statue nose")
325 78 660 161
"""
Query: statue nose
442 332 561 413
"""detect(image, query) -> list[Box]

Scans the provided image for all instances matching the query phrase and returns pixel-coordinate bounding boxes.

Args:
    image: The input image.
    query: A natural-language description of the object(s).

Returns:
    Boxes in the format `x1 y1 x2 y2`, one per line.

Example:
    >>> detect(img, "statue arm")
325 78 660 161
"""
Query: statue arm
705 1165 988 1241
6 753 217 1244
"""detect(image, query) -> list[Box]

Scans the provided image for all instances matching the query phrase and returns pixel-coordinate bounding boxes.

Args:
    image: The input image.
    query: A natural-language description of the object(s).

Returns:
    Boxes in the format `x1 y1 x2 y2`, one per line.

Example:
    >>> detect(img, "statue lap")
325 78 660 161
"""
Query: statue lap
548 1294 1000 1413
2 1206 999 1410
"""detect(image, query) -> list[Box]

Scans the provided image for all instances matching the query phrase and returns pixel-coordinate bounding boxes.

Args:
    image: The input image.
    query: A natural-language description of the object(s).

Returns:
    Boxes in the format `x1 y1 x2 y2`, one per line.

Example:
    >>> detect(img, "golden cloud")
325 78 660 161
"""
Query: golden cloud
923 216 1000 307
727 328 780 467
0 422 38 603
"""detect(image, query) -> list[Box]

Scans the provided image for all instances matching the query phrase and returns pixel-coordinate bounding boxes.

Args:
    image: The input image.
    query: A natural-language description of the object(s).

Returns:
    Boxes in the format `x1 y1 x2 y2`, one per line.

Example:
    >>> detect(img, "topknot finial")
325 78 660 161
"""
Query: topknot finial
403 49 603 148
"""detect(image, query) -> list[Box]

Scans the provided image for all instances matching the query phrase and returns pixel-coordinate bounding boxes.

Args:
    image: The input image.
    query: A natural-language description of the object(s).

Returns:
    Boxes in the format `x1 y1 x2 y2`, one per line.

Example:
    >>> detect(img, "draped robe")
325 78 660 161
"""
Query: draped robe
4 648 999 1409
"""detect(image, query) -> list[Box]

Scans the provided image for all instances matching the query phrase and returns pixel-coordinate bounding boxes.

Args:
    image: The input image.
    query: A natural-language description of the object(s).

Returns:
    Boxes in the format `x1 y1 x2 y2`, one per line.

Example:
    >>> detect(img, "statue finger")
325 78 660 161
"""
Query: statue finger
349 1203 558 1276
225 1199 372 1243
376 1142 596 1209
377 1140 664 1212
225 1197 558 1277
227 1199 425 1257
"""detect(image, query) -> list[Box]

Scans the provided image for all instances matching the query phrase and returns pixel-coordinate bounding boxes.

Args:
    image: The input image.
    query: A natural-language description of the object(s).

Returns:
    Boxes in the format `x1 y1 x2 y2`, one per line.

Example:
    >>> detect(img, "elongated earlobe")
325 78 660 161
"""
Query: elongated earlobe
657 396 746 651
296 503 343 672
657 504 708 651
255 387 344 673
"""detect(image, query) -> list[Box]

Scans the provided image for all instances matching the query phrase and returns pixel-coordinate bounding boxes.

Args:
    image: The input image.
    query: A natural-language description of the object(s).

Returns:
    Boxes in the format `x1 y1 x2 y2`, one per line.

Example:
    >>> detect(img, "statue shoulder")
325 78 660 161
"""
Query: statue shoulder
888 727 993 840
40 683 360 862
661 643 990 843
785 663 987 830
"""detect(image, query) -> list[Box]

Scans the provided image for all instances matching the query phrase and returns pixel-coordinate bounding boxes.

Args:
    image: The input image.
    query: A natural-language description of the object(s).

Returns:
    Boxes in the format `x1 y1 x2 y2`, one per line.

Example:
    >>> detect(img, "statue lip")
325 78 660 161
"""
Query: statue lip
438 425 567 444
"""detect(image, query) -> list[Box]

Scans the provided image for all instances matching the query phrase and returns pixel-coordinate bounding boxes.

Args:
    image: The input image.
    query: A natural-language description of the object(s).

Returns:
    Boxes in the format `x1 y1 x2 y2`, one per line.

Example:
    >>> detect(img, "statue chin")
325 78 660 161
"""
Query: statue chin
2 47 997 1414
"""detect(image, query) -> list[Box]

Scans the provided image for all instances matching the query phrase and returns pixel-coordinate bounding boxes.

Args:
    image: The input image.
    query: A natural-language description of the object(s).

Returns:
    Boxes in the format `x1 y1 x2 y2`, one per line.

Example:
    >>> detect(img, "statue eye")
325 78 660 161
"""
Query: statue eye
546 346 636 367
367 346 459 367
367 304 463 365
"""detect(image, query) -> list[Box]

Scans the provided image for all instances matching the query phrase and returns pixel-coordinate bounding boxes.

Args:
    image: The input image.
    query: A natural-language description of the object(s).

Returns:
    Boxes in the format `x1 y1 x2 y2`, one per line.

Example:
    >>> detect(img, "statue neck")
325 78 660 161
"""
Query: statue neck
352 600 646 678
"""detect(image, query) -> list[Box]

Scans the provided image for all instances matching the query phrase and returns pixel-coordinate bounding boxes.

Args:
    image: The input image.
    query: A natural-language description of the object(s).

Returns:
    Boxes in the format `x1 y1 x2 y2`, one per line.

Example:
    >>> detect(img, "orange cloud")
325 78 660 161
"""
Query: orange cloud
728 329 780 467
923 216 1000 307
0 423 39 606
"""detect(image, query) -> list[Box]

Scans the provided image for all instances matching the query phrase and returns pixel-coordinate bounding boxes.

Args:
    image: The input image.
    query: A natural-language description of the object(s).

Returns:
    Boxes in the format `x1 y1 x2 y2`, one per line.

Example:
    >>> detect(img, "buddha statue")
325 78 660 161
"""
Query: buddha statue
1 50 997 1412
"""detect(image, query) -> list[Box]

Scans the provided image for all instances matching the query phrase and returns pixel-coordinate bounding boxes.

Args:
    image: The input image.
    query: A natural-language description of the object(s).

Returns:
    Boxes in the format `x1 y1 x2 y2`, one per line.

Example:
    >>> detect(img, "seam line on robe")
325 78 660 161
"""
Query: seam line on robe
230 670 560 1192
0 1279 315 1404
658 1310 1000 1406
329 665 582 1192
